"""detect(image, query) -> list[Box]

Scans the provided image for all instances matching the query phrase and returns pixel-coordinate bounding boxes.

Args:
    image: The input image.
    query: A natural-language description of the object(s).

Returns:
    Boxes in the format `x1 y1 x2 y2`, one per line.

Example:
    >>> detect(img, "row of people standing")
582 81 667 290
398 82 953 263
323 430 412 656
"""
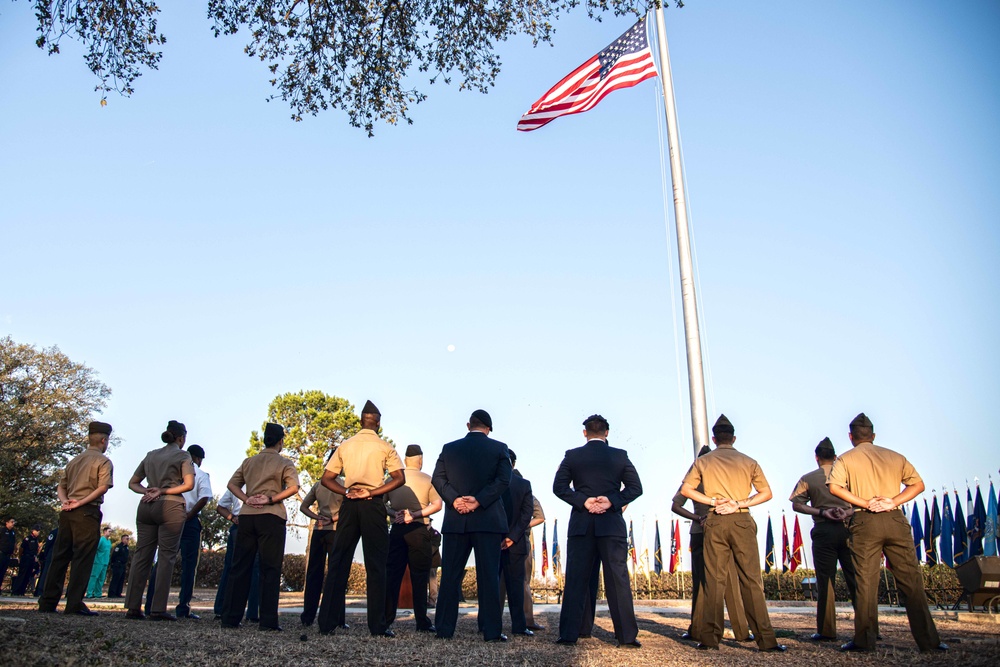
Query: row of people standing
669 412 946 654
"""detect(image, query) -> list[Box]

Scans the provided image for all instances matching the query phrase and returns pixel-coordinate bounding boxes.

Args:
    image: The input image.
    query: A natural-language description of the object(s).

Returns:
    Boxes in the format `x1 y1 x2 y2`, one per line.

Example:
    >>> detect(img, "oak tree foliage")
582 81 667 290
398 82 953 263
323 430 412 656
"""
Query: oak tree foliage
0 336 115 531
16 1 676 134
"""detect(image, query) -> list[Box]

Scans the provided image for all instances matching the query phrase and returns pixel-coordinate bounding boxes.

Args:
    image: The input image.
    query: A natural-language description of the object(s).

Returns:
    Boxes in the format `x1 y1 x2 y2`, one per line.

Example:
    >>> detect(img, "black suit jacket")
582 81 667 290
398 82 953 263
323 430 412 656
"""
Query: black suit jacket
503 470 534 555
553 439 642 538
432 431 512 534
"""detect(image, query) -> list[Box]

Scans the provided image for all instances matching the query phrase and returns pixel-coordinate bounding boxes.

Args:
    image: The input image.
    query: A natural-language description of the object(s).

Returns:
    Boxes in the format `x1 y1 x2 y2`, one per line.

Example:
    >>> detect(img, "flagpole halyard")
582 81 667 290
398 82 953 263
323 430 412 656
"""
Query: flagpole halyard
653 7 710 460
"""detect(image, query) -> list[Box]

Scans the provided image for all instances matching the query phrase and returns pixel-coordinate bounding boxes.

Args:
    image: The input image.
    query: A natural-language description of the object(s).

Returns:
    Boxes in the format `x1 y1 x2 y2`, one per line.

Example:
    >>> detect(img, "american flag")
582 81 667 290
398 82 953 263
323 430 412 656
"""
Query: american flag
517 17 658 131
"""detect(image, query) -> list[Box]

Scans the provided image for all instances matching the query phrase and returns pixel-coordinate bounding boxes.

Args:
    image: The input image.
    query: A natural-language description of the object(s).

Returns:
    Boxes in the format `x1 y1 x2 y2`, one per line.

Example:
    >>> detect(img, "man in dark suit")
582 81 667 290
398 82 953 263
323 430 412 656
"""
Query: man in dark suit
554 414 643 647
432 409 513 642
499 449 535 637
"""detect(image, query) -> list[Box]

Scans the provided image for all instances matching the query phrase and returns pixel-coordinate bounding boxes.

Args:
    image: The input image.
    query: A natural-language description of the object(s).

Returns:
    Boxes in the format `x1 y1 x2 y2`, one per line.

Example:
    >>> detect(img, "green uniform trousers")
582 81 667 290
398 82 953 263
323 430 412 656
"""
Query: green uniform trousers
702 513 778 649
848 510 939 650
811 520 857 639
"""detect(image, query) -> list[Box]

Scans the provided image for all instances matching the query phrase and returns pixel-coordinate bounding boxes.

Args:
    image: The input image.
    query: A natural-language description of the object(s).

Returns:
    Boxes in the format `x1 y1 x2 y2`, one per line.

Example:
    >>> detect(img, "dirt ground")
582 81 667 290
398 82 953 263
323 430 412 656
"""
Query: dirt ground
1 599 998 667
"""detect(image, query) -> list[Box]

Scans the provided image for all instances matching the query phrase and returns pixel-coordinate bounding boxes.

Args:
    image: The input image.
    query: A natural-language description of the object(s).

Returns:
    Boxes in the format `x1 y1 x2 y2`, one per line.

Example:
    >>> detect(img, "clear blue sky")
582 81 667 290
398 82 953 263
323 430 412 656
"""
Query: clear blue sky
2 1 998 566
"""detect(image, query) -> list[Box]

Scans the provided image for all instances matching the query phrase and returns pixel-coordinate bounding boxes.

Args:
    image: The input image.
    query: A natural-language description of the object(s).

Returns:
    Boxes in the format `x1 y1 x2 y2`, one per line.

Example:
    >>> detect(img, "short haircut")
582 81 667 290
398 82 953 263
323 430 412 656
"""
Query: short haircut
583 414 610 435
713 432 735 445
360 413 380 429
850 424 874 442
469 414 490 430
508 449 517 466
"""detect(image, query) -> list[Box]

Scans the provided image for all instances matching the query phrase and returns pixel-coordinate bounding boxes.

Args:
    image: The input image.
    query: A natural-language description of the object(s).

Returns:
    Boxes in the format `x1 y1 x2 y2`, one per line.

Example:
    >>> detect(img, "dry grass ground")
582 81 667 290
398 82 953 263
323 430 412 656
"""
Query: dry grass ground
1 601 999 667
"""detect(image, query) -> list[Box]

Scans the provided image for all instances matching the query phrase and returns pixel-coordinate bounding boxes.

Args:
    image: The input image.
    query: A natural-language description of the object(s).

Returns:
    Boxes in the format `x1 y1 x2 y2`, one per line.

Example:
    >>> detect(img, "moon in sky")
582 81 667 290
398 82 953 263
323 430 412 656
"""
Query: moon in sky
447 344 456 352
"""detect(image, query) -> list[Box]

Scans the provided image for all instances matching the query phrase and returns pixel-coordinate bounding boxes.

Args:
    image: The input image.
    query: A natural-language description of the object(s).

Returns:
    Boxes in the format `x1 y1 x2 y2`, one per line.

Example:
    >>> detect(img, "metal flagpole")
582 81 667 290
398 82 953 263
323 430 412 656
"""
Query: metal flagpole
653 7 709 460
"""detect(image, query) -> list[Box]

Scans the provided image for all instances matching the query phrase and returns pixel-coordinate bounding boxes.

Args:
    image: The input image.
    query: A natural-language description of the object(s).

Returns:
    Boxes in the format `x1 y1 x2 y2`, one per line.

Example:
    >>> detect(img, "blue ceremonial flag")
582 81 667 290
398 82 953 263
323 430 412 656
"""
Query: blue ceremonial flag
940 492 954 567
930 495 941 565
986 482 998 557
654 520 663 575
552 519 561 576
911 502 924 563
923 500 936 565
764 516 776 574
954 491 968 565
971 486 986 557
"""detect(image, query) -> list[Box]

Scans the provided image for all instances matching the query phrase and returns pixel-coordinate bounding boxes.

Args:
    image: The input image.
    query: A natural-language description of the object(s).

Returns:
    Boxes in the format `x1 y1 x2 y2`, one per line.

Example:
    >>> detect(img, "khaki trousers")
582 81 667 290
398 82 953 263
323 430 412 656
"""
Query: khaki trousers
689 531 751 640
702 513 778 649
848 510 939 650
125 499 185 613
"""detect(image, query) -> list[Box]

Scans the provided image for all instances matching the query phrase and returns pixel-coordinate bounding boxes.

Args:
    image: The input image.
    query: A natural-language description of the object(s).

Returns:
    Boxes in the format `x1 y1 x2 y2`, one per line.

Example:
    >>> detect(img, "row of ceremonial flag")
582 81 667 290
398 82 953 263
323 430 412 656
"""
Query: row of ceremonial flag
903 481 999 567
532 481 998 579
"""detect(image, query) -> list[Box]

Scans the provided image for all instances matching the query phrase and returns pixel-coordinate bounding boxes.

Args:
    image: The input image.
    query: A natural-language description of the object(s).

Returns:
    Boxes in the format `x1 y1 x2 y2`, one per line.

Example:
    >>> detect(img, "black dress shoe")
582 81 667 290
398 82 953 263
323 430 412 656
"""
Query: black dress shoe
527 624 546 631
125 610 145 620
376 629 396 638
417 624 436 633
840 641 868 652
185 613 201 620
920 643 949 653
38 607 57 614
73 608 99 617
149 612 177 622
737 633 756 642
485 634 508 643
681 631 693 640
338 623 350 630
259 625 283 632
221 622 242 629
696 644 719 651
810 633 836 641
556 638 577 645
214 614 222 621
516 629 535 637
620 640 642 648
760 645 787 652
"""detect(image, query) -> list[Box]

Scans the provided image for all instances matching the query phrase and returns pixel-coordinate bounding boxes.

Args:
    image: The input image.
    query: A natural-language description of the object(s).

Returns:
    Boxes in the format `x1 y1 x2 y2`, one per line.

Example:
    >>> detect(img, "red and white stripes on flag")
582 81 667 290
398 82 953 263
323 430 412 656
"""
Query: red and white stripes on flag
517 17 658 132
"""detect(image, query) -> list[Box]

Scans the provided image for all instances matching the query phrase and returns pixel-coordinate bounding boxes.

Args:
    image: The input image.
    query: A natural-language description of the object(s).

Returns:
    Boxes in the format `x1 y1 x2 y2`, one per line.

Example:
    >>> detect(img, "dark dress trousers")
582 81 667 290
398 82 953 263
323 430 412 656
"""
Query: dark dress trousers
499 470 534 633
33 529 57 597
553 439 643 644
107 542 129 597
12 535 40 595
431 431 513 640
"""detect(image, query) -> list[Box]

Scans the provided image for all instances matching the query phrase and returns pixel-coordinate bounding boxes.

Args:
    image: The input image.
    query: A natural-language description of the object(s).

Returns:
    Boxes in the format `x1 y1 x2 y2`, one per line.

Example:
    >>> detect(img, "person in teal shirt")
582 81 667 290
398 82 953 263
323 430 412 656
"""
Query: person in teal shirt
86 527 113 598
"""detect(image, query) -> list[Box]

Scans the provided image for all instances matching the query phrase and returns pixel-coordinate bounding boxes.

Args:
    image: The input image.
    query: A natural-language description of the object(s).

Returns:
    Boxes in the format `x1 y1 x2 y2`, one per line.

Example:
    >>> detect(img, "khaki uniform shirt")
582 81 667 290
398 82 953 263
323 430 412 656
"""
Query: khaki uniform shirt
385 466 441 525
229 448 299 520
827 441 921 501
302 482 344 531
790 464 850 523
528 497 544 553
325 429 403 491
133 445 195 504
681 444 770 505
60 447 114 506
672 486 711 534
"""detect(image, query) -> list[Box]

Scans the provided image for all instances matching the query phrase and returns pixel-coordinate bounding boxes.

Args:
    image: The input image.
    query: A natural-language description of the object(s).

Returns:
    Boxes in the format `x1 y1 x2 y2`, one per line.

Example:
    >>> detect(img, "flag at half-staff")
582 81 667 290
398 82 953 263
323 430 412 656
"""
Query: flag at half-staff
517 17 658 131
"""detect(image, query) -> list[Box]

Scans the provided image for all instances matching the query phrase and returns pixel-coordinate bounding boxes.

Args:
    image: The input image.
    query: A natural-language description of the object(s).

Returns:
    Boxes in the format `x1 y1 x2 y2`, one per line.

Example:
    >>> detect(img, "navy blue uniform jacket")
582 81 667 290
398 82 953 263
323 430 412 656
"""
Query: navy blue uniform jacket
432 431 512 534
553 439 643 538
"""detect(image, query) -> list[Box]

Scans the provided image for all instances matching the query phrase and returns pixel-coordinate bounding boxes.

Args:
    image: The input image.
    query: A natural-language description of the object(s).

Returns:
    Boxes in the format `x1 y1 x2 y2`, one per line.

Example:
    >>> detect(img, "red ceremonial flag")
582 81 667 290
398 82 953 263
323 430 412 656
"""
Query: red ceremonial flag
517 17 658 131
791 516 804 572
781 515 790 573
541 522 549 578
669 519 681 573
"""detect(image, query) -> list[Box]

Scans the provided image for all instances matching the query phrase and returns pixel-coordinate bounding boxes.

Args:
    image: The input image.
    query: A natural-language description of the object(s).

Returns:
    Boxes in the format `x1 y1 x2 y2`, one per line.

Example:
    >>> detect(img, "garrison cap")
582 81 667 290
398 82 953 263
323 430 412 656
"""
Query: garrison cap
187 444 206 459
405 444 423 457
815 437 836 458
88 421 113 435
712 414 735 436
850 412 873 431
263 422 285 447
361 400 381 417
470 409 493 430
